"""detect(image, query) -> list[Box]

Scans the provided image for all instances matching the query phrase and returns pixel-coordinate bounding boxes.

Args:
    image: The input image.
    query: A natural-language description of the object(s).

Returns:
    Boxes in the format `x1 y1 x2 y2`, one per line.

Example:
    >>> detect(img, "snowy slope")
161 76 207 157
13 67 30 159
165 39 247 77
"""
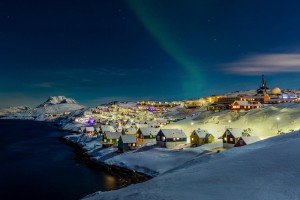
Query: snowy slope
164 102 300 142
84 131 300 200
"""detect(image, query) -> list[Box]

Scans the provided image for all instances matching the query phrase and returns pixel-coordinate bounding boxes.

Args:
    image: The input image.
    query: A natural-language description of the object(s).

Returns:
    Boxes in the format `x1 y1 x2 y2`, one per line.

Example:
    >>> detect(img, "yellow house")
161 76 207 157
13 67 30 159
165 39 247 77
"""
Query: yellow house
190 129 214 146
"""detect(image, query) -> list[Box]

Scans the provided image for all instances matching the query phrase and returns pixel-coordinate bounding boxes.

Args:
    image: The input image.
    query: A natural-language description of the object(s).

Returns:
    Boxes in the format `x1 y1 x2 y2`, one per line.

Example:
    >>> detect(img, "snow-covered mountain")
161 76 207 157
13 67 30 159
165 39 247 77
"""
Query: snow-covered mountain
0 96 84 120
37 96 78 108
84 131 300 200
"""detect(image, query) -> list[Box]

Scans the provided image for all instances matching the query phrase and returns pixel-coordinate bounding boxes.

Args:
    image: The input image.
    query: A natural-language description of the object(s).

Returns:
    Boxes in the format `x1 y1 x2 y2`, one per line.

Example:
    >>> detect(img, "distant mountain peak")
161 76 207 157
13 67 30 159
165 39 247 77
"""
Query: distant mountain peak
37 96 78 108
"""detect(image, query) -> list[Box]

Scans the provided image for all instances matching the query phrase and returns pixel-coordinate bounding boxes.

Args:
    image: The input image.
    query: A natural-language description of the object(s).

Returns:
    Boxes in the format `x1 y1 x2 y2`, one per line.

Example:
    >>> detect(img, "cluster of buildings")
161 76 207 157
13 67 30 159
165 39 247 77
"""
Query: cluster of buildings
206 75 300 112
65 75 298 153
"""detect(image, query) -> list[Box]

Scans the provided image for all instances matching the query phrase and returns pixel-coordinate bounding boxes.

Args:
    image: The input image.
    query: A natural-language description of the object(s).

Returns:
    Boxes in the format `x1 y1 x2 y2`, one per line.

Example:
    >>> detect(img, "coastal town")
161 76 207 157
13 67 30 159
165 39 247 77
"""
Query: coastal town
54 75 300 153
2 75 300 199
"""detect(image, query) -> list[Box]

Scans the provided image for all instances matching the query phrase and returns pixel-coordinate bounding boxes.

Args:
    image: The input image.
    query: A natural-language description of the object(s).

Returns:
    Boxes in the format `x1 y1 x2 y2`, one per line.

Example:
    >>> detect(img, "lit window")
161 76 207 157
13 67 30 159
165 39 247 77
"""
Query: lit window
230 138 233 142
173 138 176 141
104 139 107 142
133 143 136 147
191 138 194 141
162 136 166 141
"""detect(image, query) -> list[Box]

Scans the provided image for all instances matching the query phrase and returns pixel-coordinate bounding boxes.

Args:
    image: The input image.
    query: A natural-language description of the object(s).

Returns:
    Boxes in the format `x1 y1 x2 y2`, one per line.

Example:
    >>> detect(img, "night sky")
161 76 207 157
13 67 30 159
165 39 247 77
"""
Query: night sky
1 0 300 108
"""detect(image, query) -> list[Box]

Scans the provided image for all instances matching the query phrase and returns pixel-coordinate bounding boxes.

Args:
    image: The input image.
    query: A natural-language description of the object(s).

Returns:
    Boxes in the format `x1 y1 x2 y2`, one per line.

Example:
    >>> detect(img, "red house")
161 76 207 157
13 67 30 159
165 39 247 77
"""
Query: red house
230 101 263 111
234 136 261 147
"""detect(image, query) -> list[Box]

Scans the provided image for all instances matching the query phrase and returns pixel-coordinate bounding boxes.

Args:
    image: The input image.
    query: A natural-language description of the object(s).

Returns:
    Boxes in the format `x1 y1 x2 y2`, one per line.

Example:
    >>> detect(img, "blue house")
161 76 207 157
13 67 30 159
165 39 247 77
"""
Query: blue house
118 135 137 152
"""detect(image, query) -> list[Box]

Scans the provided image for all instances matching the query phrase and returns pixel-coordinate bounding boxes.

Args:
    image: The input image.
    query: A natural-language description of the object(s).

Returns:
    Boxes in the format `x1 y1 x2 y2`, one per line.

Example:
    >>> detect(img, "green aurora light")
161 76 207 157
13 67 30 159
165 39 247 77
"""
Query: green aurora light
127 1 205 98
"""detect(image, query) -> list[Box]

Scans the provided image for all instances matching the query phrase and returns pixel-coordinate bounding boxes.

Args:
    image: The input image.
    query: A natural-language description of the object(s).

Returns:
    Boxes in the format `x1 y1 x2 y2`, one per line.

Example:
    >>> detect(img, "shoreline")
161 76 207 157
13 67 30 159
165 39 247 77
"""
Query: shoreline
59 136 152 189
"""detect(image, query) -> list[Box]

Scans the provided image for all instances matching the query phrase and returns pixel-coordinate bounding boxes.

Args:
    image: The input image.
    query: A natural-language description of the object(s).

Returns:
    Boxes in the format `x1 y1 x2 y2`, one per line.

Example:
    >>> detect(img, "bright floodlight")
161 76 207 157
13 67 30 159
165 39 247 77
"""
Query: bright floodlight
276 117 280 121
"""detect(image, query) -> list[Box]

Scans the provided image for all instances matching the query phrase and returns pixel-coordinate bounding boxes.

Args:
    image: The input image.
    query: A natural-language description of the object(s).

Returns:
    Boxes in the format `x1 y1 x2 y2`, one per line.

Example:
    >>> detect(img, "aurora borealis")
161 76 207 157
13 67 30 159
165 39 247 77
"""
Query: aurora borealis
1 0 300 107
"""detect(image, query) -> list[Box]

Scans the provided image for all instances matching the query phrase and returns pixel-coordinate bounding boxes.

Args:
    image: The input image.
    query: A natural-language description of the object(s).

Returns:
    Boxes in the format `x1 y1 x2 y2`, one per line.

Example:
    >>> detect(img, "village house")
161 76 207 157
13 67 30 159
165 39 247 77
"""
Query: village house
102 131 122 147
190 129 214 146
136 127 160 145
122 127 137 136
230 101 263 111
221 128 243 148
207 103 226 112
100 125 115 133
118 135 137 152
156 129 187 148
234 136 261 147
84 127 95 136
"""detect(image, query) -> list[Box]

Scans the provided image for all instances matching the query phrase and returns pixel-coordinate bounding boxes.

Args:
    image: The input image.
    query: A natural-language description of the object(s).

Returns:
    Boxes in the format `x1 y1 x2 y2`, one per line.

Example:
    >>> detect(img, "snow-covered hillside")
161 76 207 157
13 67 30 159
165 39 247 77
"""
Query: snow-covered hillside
164 102 300 141
0 96 84 120
84 131 300 200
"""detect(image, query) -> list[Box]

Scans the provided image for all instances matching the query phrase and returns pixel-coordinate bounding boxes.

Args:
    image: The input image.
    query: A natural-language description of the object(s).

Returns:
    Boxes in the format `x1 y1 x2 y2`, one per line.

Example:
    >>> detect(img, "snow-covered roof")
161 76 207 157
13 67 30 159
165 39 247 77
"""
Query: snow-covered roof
120 135 136 144
101 125 115 132
104 131 122 139
234 101 263 106
139 128 160 136
160 129 186 138
227 128 243 137
122 128 136 135
193 129 211 138
85 127 94 132
240 136 261 144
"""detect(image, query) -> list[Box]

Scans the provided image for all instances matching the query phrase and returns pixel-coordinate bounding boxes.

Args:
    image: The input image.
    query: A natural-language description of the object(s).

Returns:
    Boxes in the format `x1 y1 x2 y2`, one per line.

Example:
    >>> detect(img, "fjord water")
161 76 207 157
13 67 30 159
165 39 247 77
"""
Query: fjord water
0 120 122 199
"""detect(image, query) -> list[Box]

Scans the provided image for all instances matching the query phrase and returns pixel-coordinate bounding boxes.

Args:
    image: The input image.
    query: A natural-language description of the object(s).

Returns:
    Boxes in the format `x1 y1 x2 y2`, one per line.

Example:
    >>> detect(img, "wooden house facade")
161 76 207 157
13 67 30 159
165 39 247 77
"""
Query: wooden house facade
156 129 187 148
84 127 95 136
102 131 122 147
190 129 214 146
221 128 243 148
118 135 137 152
230 101 263 112
234 136 261 147
136 128 159 145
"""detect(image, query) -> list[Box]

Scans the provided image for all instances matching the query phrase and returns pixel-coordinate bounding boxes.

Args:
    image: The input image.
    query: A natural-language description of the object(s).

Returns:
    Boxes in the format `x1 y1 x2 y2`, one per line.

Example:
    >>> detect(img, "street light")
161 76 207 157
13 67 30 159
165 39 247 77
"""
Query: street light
191 122 194 126
228 120 231 128
276 117 280 133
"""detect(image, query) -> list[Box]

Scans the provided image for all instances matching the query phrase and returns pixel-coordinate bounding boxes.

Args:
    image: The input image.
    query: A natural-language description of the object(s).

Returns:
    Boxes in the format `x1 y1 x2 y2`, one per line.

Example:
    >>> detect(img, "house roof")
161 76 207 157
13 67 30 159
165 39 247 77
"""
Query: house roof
160 129 186 138
233 101 263 106
139 128 160 136
120 135 136 143
193 129 211 138
85 127 94 132
226 128 243 137
122 128 136 135
101 125 115 132
240 136 261 144
104 131 122 139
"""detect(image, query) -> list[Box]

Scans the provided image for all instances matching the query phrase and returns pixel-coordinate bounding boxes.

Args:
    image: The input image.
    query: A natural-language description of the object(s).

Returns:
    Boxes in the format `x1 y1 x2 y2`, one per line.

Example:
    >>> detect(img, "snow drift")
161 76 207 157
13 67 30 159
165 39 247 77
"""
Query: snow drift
84 131 300 200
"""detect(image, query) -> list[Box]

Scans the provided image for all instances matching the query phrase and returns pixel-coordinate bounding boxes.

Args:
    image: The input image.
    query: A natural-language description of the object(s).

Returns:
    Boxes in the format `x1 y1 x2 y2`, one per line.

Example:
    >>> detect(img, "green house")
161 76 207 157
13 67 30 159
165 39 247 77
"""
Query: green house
102 131 122 147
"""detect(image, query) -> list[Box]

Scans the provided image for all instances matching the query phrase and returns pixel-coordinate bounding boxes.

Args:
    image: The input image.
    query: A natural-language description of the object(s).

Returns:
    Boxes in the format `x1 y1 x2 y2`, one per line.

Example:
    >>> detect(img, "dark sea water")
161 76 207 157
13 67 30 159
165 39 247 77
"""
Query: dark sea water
0 120 123 200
